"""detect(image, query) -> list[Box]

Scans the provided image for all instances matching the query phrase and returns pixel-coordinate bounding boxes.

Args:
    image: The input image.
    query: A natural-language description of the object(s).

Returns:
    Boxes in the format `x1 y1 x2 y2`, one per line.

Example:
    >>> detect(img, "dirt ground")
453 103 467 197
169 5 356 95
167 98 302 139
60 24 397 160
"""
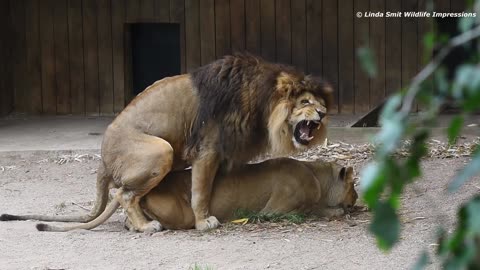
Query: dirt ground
0 149 479 270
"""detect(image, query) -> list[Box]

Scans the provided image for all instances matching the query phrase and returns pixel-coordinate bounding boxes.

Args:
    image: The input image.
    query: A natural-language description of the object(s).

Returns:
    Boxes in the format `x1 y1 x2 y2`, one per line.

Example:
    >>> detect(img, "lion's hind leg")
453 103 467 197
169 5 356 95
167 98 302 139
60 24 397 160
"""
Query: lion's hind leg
114 136 174 233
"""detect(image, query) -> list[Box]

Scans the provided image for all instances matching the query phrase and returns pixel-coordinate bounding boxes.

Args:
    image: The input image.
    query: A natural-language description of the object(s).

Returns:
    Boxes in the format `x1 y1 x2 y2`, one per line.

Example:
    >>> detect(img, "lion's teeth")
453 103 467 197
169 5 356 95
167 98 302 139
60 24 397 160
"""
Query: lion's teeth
307 136 314 141
307 120 310 125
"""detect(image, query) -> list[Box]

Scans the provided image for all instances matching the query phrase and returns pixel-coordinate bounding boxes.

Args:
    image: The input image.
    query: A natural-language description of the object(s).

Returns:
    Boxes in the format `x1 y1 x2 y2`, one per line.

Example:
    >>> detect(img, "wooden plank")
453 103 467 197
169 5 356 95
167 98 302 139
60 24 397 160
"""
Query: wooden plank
353 0 370 113
450 0 466 12
170 0 186 72
185 0 200 71
39 0 56 114
338 0 354 114
68 0 85 115
291 0 306 71
417 0 434 111
322 0 338 113
434 0 450 11
215 0 231 57
260 0 275 61
369 0 385 110
154 0 170 22
401 0 418 91
245 0 261 55
306 0 321 75
83 0 100 115
25 0 42 113
126 0 140 22
54 0 71 114
10 0 27 113
200 0 215 64
275 0 291 64
98 0 114 115
0 0 13 116
139 0 155 21
230 0 245 52
112 0 126 112
385 0 401 97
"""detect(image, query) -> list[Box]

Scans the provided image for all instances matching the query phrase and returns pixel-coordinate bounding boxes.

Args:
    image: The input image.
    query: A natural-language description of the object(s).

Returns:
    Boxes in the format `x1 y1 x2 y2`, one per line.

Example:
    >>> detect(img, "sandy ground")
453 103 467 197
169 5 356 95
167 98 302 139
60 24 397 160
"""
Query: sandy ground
0 150 479 270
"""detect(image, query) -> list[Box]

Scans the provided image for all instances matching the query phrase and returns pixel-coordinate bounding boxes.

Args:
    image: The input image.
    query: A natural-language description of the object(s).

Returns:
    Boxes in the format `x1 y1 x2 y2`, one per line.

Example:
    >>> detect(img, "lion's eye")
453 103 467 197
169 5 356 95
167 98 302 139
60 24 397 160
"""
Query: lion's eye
301 99 310 105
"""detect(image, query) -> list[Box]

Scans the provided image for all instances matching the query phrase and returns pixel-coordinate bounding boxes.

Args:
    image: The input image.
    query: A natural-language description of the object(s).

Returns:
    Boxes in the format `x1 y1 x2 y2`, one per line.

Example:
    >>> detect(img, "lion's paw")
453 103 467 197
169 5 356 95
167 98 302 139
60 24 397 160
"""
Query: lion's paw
195 216 220 230
141 220 163 233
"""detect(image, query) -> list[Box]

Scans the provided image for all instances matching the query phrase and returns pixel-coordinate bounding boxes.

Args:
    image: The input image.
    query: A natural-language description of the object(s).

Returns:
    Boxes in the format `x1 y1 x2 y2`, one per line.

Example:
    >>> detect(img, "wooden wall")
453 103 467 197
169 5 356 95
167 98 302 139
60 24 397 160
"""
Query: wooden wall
0 0 465 116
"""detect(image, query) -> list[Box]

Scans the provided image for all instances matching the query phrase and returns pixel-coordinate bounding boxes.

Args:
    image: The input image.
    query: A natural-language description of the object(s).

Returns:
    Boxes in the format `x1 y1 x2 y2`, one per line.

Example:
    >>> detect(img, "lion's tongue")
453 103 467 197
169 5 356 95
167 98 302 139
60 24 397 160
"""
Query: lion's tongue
299 126 313 141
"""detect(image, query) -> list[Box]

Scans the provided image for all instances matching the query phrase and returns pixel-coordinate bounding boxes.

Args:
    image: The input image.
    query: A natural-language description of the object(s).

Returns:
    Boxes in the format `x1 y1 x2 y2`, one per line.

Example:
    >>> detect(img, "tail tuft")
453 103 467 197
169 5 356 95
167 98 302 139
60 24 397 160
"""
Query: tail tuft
36 223 49 231
0 214 17 221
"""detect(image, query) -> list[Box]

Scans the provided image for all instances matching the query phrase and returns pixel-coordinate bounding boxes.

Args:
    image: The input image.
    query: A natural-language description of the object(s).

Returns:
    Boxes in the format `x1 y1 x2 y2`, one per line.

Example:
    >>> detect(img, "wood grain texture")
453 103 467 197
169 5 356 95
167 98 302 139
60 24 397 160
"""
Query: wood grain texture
245 0 261 55
275 0 291 64
353 0 370 113
98 0 114 115
0 0 13 116
139 0 155 21
54 0 71 114
170 0 186 73
261 0 275 61
401 0 418 90
369 0 385 110
322 0 338 113
215 0 231 58
25 0 43 113
306 0 321 75
40 0 57 114
338 0 354 114
68 0 85 115
200 0 216 64
83 0 100 115
385 0 401 97
10 0 27 113
112 0 126 112
154 0 170 22
185 0 200 71
291 0 306 71
231 0 246 52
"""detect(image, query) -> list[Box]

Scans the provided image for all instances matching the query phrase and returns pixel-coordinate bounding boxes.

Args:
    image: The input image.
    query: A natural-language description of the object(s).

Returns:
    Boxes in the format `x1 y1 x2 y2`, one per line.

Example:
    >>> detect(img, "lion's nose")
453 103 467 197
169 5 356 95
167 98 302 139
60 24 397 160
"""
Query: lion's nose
316 109 326 119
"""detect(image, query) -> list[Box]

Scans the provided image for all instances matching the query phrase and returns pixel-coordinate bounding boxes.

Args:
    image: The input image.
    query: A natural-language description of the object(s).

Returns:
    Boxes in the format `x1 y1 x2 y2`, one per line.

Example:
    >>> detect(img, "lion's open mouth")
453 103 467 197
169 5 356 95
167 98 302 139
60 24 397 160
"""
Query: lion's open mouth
294 120 321 145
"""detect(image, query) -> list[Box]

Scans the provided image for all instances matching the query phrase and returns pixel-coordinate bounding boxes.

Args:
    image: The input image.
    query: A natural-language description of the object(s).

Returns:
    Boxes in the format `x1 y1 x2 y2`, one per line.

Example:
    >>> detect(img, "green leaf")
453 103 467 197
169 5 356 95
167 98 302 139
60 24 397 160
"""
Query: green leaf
459 16 475 33
434 67 449 95
357 47 377 78
423 32 436 51
449 150 480 192
376 117 404 154
360 162 386 208
412 251 430 270
447 115 464 145
369 201 400 250
466 199 480 234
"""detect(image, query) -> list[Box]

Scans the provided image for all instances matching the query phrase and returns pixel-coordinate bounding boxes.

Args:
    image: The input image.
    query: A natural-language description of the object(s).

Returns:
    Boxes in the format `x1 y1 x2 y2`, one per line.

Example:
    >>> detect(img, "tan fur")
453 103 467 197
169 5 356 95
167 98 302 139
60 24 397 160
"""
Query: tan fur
1 55 333 232
138 158 357 230
27 158 357 232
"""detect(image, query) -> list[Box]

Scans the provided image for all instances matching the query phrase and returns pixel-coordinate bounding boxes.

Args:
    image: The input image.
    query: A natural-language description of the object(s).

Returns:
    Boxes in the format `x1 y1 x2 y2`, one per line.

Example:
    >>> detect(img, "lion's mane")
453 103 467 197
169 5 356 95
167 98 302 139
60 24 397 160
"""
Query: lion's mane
185 54 332 163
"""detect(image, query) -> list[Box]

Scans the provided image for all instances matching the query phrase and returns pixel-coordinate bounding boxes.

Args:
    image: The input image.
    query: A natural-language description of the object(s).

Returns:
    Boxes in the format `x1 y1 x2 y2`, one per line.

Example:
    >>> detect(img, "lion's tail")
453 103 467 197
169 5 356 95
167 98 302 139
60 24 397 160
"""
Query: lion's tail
0 164 111 223
36 199 120 232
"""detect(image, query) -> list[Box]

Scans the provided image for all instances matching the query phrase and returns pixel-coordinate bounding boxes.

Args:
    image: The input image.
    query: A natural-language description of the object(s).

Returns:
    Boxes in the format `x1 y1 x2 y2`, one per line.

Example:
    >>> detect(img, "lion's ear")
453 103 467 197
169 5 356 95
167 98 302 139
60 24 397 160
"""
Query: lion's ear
275 72 298 98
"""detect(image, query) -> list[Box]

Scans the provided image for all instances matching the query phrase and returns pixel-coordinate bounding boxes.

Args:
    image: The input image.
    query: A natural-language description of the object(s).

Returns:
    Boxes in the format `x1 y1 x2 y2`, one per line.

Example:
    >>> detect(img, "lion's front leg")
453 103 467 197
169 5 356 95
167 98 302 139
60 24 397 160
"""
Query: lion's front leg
191 152 220 230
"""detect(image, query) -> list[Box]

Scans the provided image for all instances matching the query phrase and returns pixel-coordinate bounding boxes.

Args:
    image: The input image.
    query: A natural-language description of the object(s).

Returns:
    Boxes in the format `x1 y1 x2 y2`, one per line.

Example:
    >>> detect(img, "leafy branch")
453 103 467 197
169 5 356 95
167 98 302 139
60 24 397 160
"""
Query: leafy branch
359 2 480 268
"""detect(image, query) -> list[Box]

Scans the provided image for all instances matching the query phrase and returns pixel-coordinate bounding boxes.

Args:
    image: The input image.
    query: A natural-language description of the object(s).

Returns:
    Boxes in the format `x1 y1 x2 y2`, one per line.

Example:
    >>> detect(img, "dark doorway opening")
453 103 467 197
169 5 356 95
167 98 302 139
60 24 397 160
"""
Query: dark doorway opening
130 23 180 95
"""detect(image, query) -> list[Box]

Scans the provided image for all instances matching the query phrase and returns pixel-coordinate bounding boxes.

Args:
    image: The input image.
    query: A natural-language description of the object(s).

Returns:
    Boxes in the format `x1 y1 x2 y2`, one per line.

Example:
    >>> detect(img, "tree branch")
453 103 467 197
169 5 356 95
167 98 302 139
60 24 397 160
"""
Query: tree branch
400 24 480 116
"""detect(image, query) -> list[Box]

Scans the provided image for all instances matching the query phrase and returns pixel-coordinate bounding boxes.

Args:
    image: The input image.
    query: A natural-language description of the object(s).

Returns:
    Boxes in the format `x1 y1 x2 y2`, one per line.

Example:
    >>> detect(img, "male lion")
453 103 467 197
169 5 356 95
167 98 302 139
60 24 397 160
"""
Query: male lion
1 54 333 232
31 158 357 232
